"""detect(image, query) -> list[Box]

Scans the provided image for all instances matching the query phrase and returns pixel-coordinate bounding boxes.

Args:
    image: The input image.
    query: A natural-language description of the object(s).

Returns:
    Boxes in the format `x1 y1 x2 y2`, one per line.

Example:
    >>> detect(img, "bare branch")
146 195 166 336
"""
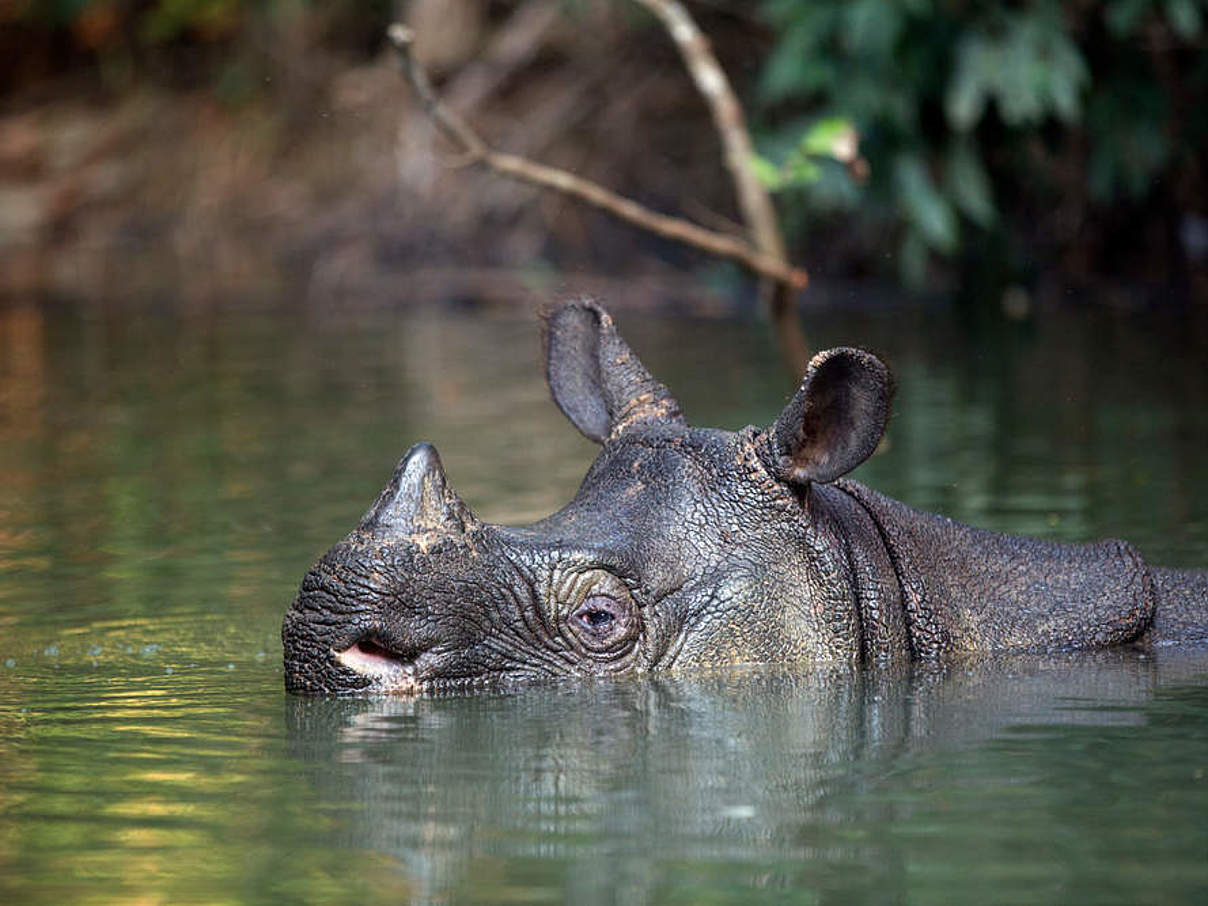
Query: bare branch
388 24 486 158
632 0 807 371
484 151 804 286
632 0 784 262
387 23 807 291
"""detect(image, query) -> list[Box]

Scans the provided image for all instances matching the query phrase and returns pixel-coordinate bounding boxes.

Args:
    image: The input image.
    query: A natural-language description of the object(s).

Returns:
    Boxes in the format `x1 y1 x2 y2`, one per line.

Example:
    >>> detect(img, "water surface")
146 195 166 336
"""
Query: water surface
1 298 1206 904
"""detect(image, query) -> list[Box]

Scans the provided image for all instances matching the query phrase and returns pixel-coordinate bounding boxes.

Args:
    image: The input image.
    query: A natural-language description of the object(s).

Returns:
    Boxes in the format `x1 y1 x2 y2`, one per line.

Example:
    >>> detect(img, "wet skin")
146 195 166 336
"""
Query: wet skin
282 301 1208 695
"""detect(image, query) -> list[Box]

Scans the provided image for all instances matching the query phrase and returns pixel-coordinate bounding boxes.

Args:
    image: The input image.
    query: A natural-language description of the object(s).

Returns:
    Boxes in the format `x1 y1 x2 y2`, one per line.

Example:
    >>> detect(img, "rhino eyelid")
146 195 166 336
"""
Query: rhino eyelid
562 564 640 600
604 568 643 597
609 576 649 610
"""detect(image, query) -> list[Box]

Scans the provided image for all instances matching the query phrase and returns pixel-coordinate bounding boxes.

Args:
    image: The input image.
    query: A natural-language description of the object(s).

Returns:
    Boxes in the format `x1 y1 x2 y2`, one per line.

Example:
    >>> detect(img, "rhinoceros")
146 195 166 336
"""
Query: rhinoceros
282 300 1208 694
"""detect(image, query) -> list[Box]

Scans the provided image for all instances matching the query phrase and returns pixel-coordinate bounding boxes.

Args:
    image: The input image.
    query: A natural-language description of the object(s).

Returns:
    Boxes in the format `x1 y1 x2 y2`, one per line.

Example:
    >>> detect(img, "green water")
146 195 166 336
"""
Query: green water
1 299 1207 905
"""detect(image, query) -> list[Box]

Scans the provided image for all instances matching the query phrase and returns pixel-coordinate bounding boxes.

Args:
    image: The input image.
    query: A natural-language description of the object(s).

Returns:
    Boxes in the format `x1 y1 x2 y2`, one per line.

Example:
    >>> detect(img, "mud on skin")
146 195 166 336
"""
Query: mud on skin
282 300 1208 695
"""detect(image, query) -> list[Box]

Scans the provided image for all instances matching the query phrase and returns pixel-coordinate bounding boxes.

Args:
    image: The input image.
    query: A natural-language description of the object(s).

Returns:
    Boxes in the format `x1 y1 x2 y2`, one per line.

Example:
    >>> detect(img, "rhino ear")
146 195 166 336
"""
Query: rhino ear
543 299 686 443
359 443 475 537
770 348 893 486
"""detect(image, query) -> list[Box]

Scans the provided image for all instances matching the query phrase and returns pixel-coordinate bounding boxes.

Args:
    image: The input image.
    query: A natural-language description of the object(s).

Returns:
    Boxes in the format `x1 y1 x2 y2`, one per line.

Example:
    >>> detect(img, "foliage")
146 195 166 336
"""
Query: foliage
750 116 860 190
755 0 1208 287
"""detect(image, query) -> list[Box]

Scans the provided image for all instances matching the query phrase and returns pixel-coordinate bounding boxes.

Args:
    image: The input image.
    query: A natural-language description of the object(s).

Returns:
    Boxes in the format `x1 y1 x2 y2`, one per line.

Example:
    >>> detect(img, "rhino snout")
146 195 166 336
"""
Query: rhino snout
284 608 435 696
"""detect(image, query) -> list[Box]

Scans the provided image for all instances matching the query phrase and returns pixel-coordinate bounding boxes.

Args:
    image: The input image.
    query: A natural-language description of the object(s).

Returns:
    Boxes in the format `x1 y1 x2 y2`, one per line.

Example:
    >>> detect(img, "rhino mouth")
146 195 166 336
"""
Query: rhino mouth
330 635 518 696
334 636 423 694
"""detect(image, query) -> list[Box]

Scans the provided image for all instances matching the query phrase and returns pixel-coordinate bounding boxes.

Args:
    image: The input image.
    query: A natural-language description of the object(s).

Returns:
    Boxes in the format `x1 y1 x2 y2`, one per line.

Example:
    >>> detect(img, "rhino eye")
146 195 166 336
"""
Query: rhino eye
575 597 618 630
569 593 636 653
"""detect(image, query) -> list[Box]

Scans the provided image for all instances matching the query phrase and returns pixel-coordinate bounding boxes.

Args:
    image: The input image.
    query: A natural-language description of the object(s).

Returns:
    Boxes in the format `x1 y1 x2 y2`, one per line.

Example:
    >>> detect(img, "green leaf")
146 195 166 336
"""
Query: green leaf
757 12 837 104
784 156 823 185
997 20 1045 125
749 154 784 191
895 154 959 253
946 142 997 228
1105 0 1152 38
798 116 858 161
1043 21 1091 123
946 35 992 132
1166 0 1203 38
841 0 903 56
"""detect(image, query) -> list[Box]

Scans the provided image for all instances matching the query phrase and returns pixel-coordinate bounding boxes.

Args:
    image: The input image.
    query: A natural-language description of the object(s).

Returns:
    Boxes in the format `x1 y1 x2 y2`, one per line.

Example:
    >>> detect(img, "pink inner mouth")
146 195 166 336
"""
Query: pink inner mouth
334 639 420 692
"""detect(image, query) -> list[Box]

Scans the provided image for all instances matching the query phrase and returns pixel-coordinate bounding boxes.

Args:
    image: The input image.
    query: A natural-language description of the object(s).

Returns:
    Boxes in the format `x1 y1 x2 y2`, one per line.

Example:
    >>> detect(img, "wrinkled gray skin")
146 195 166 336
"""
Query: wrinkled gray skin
282 300 1208 695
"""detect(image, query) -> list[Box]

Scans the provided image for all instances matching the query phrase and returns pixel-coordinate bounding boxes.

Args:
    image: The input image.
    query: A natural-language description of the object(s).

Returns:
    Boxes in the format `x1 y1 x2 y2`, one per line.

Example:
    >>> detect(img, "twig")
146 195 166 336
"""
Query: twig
633 0 807 372
390 25 487 156
387 23 808 292
633 0 783 269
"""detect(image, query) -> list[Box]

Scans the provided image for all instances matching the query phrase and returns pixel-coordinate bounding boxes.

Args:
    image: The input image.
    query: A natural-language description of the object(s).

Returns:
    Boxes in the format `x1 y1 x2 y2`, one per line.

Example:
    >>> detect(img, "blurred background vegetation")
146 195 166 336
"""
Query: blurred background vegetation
1 0 1205 309
756 0 1207 299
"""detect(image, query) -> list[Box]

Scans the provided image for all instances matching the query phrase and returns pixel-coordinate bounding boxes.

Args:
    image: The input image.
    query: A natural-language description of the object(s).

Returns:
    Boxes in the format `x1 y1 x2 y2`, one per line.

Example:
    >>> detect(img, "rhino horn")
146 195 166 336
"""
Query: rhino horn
359 443 476 538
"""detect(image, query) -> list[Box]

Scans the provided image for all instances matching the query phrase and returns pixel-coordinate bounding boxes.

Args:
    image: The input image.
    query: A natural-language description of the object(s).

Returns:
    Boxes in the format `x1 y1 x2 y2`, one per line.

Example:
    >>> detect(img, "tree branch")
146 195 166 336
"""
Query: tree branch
632 0 784 265
632 0 807 372
387 23 808 292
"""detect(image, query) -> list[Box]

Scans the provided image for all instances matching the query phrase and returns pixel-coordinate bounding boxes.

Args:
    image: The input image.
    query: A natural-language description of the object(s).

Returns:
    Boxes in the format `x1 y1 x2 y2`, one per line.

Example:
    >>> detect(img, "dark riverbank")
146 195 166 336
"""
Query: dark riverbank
3 2 1205 311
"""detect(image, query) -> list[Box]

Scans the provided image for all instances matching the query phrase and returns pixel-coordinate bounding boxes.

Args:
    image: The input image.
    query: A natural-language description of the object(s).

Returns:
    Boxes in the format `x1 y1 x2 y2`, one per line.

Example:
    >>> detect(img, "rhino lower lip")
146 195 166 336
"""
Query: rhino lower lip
334 638 421 692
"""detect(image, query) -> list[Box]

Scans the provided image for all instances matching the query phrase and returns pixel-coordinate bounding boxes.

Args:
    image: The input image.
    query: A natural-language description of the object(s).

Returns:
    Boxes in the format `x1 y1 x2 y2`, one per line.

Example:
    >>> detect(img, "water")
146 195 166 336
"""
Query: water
1 298 1207 905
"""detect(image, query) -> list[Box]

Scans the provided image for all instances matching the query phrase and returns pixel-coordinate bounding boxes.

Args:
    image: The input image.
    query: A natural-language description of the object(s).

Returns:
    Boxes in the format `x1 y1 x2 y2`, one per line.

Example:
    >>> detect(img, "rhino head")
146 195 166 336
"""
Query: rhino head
282 300 894 694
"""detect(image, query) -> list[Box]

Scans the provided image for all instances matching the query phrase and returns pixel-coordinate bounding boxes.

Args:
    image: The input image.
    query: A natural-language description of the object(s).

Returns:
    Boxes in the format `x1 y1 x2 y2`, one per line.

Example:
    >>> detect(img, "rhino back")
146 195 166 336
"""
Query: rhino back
834 480 1155 657
1147 567 1208 645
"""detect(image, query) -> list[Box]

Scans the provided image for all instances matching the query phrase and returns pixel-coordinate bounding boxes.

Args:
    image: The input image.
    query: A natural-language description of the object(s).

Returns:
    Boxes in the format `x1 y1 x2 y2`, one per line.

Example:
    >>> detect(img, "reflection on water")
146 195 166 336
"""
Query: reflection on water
1 298 1207 904
286 652 1208 906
